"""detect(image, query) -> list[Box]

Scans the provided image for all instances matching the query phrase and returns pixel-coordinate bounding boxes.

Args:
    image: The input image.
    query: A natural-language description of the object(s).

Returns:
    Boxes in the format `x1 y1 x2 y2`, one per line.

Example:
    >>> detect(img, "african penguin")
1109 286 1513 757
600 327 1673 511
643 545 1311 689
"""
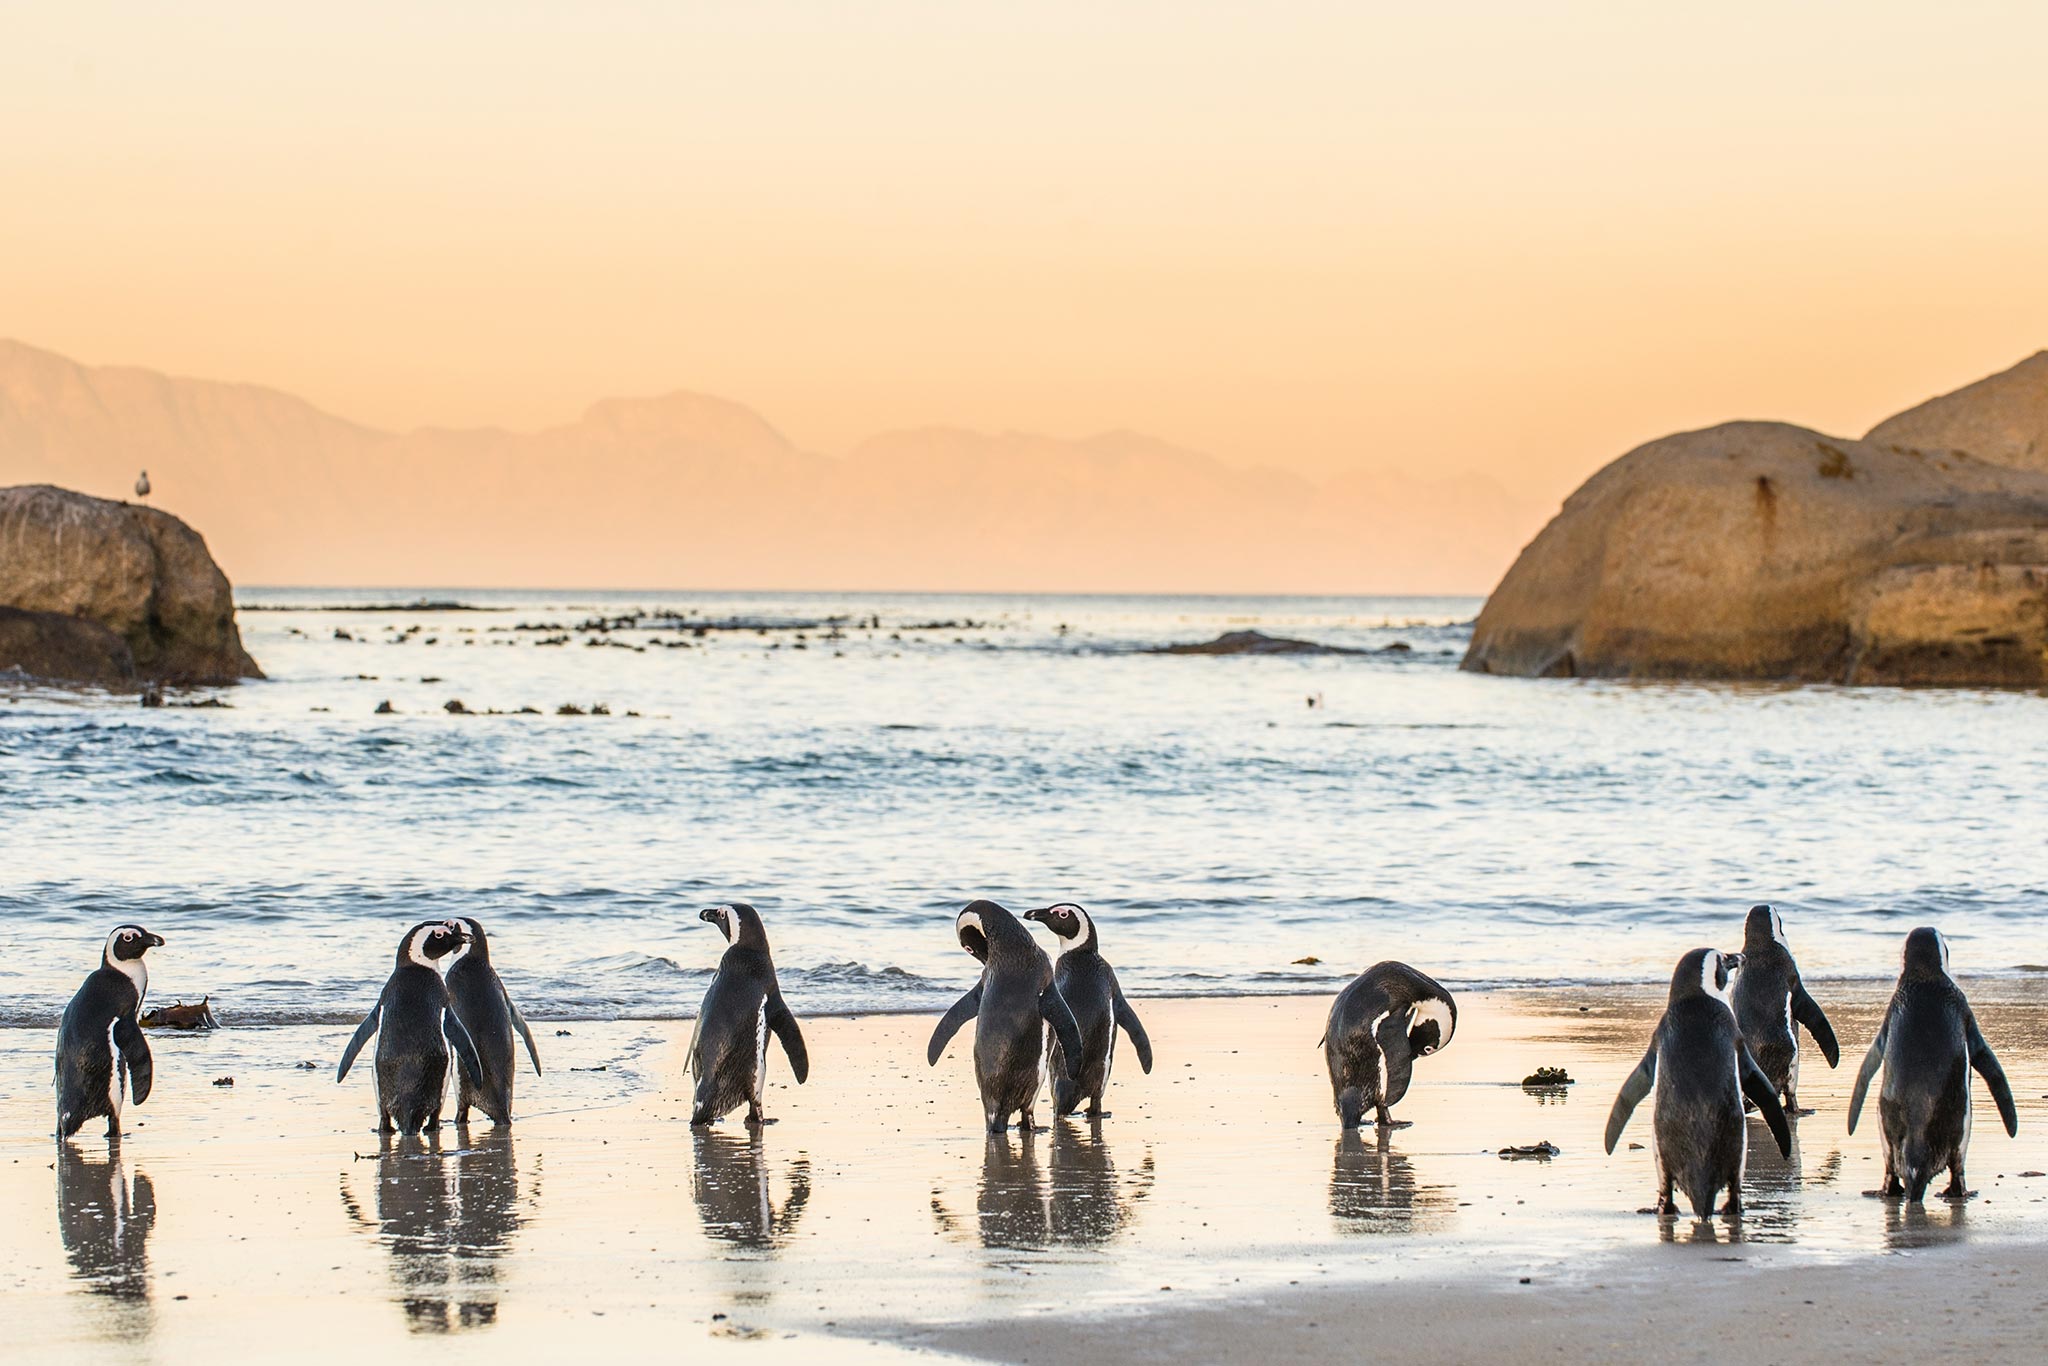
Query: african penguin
1605 948 1792 1219
337 920 486 1134
1321 961 1456 1130
1021 903 1152 1118
1848 927 2018 1201
926 899 1087 1133
687 902 809 1126
444 917 543 1126
54 924 164 1140
1728 903 1839 1113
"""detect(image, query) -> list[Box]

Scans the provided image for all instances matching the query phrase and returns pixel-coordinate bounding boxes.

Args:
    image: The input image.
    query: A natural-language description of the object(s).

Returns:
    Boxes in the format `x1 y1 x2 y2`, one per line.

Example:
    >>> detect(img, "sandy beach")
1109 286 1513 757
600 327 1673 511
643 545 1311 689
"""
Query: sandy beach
5 983 2047 1362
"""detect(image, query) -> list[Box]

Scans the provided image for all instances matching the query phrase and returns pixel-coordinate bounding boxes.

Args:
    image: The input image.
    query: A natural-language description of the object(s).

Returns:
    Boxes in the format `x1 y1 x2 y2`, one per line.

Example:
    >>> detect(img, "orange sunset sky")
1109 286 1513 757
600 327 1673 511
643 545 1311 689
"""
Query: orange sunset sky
4 3 2047 592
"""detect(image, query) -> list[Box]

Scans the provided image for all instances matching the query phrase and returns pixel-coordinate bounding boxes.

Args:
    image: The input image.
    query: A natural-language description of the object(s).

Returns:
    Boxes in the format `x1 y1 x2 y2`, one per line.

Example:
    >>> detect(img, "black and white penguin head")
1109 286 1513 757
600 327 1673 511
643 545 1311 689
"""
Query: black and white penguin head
700 902 767 949
1023 903 1097 953
1671 947 1742 1004
953 899 1031 963
954 903 991 963
1742 904 1788 954
103 924 164 966
452 916 491 962
1406 993 1456 1057
1901 926 1952 979
399 919 467 968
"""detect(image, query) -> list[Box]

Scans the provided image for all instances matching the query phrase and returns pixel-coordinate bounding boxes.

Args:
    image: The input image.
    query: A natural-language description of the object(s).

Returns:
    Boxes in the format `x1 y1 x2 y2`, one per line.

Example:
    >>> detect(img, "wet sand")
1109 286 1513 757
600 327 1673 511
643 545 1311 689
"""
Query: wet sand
4 985 2047 1362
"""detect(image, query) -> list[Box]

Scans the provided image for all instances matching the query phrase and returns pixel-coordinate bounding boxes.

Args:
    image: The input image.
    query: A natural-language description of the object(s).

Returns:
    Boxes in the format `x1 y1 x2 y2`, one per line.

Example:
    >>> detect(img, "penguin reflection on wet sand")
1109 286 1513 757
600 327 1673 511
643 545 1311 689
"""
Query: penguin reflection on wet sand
1849 927 2017 1202
1022 903 1153 1117
1729 904 1839 1114
58 1140 157 1309
337 920 486 1135
339 1130 530 1334
1321 961 1456 1130
444 917 543 1126
1329 1129 1455 1236
927 900 1088 1133
1606 948 1792 1219
55 925 164 1140
691 1127 812 1248
687 902 809 1127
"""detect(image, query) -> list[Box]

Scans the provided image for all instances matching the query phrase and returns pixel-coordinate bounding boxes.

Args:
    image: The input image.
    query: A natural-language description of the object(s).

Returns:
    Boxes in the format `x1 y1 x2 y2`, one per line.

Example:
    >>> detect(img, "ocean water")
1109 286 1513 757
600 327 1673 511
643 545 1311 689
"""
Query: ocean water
2 589 2045 1027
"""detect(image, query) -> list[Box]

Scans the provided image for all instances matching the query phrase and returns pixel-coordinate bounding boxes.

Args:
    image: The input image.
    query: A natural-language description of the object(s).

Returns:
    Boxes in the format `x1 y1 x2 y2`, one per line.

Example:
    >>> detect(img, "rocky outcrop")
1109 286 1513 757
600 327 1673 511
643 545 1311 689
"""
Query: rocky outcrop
1463 352 2048 687
1155 630 1363 656
0 484 261 685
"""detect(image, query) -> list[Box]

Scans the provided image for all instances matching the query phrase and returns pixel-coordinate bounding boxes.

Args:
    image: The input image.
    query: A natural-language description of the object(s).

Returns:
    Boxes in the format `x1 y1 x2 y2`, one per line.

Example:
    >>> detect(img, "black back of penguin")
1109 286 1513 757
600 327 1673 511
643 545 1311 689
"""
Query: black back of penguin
336 919 483 1134
926 900 1087 1132
688 902 808 1125
1729 904 1839 1104
1322 960 1456 1128
1023 903 1153 1116
444 917 542 1124
55 925 164 1138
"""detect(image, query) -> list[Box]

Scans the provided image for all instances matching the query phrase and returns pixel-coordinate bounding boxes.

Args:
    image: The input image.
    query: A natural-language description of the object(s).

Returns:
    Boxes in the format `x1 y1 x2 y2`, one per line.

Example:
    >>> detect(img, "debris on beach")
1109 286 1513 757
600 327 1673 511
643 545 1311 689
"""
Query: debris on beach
141 996 219 1030
444 698 470 714
1521 1067 1574 1087
1496 1141 1560 1160
1292 955 1322 965
212 1076 234 1087
294 1060 318 1069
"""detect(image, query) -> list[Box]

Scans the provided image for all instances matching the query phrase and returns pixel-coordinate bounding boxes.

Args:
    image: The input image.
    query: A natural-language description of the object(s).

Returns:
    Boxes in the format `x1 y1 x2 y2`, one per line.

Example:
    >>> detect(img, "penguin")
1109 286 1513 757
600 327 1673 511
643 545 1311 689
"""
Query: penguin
337 920 486 1134
1320 961 1457 1130
926 900 1088 1134
55 925 165 1140
1728 903 1840 1113
1605 948 1793 1218
686 902 809 1126
1020 903 1152 1117
1848 927 2018 1202
444 917 543 1126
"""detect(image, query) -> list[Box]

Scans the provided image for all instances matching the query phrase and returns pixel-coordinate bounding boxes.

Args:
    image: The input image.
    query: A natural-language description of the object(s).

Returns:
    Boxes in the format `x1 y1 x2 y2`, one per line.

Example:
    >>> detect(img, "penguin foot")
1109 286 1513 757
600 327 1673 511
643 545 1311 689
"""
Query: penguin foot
1788 1107 1816 1118
1940 1182 1974 1201
1376 1118 1414 1131
1719 1198 1743 1217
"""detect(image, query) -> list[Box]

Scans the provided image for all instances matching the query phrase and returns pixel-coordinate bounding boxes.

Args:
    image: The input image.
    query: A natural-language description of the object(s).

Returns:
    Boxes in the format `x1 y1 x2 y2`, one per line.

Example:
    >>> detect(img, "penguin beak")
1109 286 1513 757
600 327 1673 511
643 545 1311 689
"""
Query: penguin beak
698 908 720 925
1021 907 1048 926
1722 952 1744 970
147 933 166 948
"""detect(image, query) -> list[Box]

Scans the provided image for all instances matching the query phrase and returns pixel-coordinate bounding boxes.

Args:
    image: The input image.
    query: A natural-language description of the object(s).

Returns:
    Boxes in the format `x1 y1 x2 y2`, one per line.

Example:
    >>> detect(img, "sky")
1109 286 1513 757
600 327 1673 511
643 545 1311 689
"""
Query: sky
5 1 2048 513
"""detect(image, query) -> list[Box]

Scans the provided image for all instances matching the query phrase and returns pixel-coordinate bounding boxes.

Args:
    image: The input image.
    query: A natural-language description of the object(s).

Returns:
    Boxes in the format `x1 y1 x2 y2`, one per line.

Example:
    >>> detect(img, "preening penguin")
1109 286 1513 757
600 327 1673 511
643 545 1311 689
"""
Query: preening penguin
1729 904 1839 1113
337 920 486 1135
1606 948 1792 1219
1321 961 1456 1130
687 902 809 1126
926 900 1088 1134
1022 903 1152 1118
1848 927 2017 1201
444 917 543 1126
55 925 165 1139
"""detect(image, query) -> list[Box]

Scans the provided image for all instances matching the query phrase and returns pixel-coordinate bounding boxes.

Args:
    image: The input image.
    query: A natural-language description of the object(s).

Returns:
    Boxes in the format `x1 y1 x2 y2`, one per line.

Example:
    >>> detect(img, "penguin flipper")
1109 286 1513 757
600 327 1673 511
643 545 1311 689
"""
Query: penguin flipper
1966 1015 2019 1137
508 998 544 1076
1039 984 1087 1080
1791 982 1840 1068
1846 1021 1888 1134
1604 1043 1657 1154
113 1015 154 1107
1738 1042 1793 1157
337 1003 381 1083
766 991 809 1084
1112 987 1153 1074
443 1008 485 1089
1373 1010 1416 1108
926 983 983 1066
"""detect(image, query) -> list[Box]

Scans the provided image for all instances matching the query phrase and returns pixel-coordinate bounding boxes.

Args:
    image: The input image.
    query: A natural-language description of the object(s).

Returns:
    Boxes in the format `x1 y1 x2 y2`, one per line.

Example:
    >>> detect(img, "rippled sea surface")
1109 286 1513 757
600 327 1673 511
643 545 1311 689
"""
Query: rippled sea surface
4 589 2046 1025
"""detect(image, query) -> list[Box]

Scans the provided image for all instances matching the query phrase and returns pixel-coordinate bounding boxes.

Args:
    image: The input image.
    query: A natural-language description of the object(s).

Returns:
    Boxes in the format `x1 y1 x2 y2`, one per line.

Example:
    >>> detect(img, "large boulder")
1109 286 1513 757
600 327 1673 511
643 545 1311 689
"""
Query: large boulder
0 484 261 685
1462 360 2048 687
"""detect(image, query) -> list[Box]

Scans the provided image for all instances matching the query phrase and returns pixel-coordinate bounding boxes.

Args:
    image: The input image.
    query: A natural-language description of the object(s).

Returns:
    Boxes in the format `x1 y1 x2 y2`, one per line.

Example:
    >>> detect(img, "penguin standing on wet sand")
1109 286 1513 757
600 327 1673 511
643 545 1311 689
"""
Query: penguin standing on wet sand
1729 903 1839 1114
927 900 1088 1133
687 902 809 1126
1848 927 2017 1201
1606 948 1792 1218
1321 961 1456 1130
338 920 486 1134
1021 903 1152 1117
445 917 543 1126
55 925 165 1139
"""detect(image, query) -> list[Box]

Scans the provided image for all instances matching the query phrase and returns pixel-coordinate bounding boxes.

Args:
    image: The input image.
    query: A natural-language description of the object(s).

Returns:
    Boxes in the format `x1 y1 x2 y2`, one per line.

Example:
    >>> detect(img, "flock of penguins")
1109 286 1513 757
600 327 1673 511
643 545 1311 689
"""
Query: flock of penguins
55 898 2020 1221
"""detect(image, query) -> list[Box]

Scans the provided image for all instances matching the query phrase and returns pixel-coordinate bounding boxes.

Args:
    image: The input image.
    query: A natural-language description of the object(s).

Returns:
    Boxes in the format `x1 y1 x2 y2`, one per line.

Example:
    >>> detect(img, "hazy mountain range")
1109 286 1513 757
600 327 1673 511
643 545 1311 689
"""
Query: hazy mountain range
0 339 1543 593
